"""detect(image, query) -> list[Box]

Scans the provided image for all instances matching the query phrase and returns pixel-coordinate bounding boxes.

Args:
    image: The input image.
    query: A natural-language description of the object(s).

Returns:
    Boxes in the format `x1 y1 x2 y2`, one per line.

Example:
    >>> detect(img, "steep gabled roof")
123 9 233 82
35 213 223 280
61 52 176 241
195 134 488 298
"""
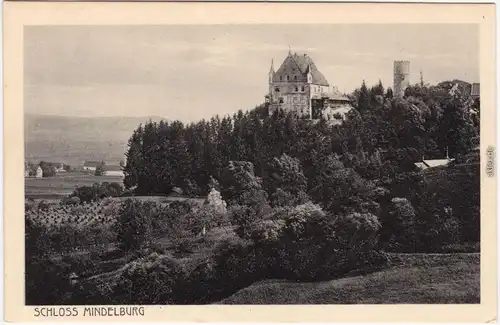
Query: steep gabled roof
273 53 329 86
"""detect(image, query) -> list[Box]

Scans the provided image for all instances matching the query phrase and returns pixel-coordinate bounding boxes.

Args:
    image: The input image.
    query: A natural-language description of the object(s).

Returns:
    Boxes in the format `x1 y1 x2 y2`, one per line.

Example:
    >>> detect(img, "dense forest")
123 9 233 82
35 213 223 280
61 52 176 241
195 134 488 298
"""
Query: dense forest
122 80 480 245
25 80 481 305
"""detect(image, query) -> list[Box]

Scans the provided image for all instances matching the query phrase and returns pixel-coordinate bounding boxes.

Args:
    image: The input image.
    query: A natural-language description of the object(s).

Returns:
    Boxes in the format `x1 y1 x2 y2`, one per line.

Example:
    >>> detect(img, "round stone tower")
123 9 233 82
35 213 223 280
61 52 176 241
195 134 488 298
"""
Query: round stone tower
393 60 410 98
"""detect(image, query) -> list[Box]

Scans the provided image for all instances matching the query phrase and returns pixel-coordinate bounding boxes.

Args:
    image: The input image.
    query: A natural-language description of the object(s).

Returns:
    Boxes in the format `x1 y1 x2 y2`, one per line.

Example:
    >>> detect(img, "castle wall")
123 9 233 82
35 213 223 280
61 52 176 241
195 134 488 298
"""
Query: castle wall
269 81 329 118
270 81 311 117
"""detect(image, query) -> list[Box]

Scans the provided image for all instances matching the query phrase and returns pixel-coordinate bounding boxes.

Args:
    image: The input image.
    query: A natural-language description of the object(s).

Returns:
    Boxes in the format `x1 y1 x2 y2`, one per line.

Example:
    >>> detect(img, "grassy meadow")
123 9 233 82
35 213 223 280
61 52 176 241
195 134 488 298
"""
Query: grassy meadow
25 172 124 199
219 253 480 304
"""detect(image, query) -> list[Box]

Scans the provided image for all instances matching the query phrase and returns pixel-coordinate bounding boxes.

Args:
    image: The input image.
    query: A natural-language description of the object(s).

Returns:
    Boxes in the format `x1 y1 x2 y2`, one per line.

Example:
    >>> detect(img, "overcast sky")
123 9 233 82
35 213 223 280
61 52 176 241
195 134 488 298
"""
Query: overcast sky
25 24 478 122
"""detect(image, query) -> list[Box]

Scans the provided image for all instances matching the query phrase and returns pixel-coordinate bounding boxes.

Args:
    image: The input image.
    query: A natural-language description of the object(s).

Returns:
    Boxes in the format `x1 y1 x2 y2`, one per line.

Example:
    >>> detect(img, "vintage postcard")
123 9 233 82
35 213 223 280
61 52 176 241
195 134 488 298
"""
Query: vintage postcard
3 1 497 323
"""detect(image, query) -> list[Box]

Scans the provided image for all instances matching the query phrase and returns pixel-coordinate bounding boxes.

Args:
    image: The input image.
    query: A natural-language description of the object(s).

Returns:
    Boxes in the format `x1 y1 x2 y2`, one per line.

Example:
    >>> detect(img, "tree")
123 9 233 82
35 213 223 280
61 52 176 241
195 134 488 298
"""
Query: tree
264 153 308 206
380 197 417 251
124 125 144 190
386 87 394 99
334 212 381 250
358 80 370 112
219 161 269 214
39 161 56 177
309 154 374 214
116 199 155 251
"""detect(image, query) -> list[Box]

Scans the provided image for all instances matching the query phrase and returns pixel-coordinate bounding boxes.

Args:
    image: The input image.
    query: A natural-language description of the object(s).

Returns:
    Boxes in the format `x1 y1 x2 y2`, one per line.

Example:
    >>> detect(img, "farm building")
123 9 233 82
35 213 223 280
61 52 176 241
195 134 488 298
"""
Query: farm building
414 158 454 171
82 161 101 172
35 166 43 178
104 165 124 177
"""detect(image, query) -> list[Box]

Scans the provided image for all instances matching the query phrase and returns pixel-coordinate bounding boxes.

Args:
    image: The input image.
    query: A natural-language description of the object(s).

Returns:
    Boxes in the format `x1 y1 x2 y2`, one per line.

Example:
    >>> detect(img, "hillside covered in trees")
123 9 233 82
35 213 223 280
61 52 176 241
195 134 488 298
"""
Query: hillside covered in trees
25 79 480 305
123 80 479 246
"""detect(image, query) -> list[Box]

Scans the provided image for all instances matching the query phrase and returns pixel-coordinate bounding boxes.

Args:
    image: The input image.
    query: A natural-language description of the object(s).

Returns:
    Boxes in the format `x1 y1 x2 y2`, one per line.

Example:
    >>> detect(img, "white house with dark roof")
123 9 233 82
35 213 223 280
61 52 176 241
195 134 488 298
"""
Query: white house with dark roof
414 149 455 171
82 161 101 172
265 49 353 120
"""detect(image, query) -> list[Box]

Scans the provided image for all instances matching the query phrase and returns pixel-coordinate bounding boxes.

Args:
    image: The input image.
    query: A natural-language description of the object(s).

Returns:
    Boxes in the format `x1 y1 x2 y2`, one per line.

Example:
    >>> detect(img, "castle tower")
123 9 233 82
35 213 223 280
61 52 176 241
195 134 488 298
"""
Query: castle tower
393 60 410 98
268 59 275 85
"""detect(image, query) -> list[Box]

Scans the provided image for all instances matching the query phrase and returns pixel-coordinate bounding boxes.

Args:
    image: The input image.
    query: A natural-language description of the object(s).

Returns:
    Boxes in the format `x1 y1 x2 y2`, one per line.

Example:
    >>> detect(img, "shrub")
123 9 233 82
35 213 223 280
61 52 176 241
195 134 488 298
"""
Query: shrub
333 212 381 250
102 199 120 217
380 197 417 251
62 196 81 206
182 204 229 236
247 219 285 244
230 205 259 238
220 161 270 212
281 202 333 242
114 254 188 304
264 154 309 207
116 199 156 251
104 182 123 197
38 200 49 211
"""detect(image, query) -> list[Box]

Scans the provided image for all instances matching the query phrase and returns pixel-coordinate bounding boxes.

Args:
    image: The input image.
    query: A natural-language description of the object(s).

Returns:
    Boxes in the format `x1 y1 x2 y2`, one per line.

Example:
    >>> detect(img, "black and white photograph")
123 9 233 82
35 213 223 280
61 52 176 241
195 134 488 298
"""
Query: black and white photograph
3 3 494 320
22 22 484 307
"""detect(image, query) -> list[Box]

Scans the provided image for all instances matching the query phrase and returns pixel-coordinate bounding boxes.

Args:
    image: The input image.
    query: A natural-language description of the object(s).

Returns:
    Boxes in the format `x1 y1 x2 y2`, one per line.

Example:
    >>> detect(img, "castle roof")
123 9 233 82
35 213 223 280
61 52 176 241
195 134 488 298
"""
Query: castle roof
273 52 329 86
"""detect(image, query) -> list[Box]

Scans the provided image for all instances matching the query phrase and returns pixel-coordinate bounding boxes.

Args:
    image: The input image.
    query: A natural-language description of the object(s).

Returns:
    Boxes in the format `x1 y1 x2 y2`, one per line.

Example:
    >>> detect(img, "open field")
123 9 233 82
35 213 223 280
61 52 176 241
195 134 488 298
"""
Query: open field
25 172 124 199
218 253 480 304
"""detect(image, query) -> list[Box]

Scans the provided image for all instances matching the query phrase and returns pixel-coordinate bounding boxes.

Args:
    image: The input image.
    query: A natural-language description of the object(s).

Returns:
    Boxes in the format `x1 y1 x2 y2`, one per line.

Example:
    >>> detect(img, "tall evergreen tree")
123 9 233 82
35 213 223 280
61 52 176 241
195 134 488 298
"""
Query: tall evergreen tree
358 80 370 113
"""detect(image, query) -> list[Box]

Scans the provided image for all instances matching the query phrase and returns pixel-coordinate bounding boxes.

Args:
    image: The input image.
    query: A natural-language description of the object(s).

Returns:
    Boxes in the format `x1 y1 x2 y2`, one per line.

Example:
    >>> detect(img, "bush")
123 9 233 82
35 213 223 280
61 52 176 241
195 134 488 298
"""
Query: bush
62 196 81 206
333 212 381 250
380 197 417 251
116 199 156 251
281 202 334 243
264 154 309 207
230 204 259 238
220 161 270 212
247 219 285 244
182 204 229 236
104 182 123 197
113 254 188 304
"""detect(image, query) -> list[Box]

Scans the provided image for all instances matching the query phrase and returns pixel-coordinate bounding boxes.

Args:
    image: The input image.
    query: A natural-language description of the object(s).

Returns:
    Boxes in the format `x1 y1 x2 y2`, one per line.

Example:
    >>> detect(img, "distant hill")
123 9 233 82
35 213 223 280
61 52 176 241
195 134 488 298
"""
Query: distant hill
25 114 165 167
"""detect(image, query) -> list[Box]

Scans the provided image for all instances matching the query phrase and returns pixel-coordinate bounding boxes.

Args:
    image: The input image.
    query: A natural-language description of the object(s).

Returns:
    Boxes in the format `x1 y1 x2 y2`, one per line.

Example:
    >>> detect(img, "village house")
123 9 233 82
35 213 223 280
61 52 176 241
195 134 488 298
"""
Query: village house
35 166 43 178
24 163 44 178
82 161 101 172
414 149 455 171
265 49 353 121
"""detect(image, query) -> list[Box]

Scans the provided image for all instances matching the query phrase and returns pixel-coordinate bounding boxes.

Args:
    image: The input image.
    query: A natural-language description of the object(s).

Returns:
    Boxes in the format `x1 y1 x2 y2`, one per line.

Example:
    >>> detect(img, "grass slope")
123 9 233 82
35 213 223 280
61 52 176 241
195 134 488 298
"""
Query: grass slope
218 253 480 304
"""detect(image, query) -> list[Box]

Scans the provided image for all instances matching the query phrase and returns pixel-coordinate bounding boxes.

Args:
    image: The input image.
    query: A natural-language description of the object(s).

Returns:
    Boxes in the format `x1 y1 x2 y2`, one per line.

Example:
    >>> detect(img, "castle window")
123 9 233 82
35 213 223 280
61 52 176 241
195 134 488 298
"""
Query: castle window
275 87 280 92
301 86 305 92
295 87 298 92
294 76 297 80
279 97 284 104
286 75 289 81
280 76 283 81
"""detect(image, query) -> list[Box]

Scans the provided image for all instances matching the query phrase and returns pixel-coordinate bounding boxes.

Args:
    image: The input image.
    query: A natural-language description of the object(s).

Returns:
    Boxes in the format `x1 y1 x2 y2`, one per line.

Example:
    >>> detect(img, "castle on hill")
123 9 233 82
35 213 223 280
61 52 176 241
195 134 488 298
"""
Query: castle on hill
265 49 353 121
